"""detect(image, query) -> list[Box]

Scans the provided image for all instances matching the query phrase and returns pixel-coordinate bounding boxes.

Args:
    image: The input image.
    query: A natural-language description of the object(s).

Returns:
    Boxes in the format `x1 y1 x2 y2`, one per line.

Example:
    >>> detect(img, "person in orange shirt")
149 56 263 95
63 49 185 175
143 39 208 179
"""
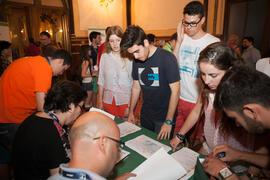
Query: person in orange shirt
0 49 72 179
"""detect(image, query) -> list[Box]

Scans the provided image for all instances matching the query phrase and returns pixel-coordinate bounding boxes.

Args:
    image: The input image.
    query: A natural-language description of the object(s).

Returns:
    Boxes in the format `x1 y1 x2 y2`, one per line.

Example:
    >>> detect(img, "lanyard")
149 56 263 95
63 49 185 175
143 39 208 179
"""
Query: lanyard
59 168 92 180
44 109 61 126
45 56 50 65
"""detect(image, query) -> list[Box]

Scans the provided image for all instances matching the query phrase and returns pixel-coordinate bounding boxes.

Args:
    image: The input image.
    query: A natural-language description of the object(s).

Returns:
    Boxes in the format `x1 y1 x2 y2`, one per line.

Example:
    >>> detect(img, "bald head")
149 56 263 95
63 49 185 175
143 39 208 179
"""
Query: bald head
70 112 119 144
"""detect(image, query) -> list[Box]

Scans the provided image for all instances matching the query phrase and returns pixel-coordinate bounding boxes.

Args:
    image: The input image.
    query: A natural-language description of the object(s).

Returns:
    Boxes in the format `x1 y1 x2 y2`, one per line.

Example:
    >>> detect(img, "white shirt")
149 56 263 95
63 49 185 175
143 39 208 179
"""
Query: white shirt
256 57 270 77
82 67 92 83
178 33 220 103
98 52 133 105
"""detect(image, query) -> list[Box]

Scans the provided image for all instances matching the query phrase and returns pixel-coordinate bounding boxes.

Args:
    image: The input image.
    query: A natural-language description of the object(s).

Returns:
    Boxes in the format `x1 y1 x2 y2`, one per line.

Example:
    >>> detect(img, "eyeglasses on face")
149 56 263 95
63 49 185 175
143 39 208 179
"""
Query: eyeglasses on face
182 16 202 27
93 136 125 148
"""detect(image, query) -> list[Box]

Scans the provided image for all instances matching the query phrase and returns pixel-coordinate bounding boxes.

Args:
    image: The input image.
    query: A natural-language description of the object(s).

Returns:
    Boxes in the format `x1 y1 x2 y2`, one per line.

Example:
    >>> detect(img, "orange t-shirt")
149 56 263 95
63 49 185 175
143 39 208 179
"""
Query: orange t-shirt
0 56 53 124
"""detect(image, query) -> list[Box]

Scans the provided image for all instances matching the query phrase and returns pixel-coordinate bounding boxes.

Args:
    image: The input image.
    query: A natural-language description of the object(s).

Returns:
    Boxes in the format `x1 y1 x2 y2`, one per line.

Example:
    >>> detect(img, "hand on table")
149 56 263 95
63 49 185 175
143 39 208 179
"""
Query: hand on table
97 103 104 110
213 144 241 162
114 173 136 180
157 123 172 140
170 135 182 152
127 113 136 124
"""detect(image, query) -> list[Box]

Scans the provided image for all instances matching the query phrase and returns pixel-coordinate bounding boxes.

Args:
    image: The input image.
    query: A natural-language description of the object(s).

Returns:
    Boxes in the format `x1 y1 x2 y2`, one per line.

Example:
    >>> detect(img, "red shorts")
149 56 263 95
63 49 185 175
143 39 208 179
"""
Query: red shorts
103 98 128 118
174 99 203 139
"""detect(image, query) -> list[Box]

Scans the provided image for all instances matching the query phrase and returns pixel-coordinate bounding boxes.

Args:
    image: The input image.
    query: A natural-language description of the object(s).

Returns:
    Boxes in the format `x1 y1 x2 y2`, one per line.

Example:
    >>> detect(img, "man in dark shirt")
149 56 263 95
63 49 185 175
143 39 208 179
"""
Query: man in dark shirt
121 25 180 140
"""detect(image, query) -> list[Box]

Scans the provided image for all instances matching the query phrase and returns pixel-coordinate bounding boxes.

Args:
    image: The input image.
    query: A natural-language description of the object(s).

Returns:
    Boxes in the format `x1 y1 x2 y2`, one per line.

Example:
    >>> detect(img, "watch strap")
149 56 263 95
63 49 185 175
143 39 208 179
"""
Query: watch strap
176 133 186 141
164 119 175 125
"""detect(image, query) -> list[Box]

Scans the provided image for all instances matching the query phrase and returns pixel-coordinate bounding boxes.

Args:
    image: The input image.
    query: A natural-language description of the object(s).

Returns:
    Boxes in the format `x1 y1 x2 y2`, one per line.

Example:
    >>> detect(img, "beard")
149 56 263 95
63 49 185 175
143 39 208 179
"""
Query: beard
244 115 266 134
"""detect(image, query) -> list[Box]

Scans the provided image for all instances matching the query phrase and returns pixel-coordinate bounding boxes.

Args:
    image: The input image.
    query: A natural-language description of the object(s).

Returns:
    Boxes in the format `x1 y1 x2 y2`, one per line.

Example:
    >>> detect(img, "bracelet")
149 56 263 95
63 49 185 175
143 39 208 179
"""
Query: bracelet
97 102 103 105
176 133 186 141
215 164 228 178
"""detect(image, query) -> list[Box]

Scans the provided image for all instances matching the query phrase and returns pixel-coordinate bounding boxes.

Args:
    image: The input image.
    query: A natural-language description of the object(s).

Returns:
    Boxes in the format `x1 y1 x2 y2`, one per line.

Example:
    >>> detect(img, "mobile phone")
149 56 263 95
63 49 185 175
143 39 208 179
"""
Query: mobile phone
216 152 226 158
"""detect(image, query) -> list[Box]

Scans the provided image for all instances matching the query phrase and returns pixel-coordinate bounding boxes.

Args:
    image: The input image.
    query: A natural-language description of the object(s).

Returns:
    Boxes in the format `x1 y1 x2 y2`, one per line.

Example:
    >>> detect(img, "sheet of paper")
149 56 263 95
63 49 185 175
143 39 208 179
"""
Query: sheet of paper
118 148 130 162
171 147 199 171
128 148 187 180
89 107 115 120
125 135 171 158
117 121 141 137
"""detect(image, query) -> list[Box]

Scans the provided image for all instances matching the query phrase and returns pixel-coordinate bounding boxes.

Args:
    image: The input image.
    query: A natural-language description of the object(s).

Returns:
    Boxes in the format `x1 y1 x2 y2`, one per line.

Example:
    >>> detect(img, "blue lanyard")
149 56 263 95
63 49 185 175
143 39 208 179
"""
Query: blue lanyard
59 168 92 180
45 57 50 65
44 109 61 126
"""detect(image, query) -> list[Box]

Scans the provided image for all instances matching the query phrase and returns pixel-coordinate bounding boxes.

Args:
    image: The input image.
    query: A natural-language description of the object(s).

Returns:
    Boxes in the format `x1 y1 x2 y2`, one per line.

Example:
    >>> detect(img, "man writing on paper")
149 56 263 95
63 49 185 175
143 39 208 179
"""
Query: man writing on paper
49 111 135 180
203 67 270 180
121 25 180 140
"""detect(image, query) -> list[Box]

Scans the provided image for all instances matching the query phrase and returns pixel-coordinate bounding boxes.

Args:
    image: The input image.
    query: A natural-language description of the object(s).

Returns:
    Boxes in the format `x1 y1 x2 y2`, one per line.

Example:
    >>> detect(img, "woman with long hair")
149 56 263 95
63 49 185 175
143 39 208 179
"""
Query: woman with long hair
97 26 133 119
80 45 97 107
170 43 268 169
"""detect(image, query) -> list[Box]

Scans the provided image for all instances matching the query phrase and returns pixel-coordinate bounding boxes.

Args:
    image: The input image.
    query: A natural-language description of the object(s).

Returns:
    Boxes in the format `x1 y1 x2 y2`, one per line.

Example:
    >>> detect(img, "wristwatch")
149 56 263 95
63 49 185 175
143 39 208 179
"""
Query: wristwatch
176 132 186 141
218 167 233 179
164 119 175 125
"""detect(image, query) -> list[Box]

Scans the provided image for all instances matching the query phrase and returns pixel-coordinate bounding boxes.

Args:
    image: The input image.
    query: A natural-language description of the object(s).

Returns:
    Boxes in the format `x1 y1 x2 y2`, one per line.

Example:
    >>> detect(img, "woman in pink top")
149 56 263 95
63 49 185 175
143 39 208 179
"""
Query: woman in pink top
171 42 268 168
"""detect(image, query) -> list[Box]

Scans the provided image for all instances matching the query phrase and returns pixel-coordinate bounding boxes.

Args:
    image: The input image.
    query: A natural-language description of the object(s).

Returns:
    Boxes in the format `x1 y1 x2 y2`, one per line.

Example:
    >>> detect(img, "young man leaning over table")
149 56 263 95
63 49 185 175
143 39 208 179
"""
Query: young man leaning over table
120 25 180 140
203 67 270 180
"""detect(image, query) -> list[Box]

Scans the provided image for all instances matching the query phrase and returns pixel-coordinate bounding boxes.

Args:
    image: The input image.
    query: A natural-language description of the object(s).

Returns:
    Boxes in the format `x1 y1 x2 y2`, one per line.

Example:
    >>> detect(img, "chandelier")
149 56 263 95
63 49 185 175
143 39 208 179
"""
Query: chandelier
99 0 114 7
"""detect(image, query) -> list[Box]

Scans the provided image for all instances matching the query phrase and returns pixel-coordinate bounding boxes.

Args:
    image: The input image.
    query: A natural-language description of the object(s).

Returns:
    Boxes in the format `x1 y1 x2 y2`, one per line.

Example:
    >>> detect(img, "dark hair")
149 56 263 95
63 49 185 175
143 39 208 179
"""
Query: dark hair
44 80 87 113
215 66 270 113
0 41 11 55
80 45 91 61
105 26 123 53
184 1 204 18
51 49 72 66
120 25 147 50
214 67 270 136
199 42 244 138
198 42 243 104
147 34 156 44
89 31 101 42
243 36 254 44
170 33 177 41
40 31 51 38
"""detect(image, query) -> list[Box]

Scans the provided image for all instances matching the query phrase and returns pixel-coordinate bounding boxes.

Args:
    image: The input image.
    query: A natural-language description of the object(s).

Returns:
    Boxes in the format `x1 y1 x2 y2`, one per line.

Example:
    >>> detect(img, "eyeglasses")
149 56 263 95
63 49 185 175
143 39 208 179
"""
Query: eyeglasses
182 17 202 27
77 104 86 113
93 136 125 148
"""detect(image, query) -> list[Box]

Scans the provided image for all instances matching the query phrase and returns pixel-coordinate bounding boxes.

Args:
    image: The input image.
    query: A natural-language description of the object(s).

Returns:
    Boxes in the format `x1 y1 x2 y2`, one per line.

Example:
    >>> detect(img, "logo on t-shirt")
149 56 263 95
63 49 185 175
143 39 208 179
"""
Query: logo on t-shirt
138 67 159 87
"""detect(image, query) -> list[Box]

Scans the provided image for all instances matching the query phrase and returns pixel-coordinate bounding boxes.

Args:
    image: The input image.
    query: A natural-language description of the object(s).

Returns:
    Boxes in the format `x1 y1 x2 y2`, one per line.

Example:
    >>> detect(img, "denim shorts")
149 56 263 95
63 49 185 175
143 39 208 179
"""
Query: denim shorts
82 82 93 91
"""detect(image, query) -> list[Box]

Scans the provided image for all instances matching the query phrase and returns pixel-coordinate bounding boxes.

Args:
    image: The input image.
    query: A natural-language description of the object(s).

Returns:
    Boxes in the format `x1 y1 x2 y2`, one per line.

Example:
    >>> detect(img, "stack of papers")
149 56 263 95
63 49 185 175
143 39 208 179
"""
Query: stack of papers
125 135 171 158
128 148 187 180
117 121 141 137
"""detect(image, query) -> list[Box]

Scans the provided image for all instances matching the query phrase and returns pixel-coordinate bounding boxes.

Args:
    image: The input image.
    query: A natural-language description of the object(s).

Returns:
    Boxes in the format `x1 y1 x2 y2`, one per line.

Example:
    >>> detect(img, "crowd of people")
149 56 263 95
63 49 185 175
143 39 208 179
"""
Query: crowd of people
0 0 270 180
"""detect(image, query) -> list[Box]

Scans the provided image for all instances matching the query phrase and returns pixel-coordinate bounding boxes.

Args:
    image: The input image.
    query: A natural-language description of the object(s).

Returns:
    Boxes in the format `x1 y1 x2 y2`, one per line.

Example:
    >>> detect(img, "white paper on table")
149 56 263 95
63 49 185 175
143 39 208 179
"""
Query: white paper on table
117 121 141 137
171 147 199 172
89 107 115 120
128 148 187 180
125 135 171 158
118 149 130 162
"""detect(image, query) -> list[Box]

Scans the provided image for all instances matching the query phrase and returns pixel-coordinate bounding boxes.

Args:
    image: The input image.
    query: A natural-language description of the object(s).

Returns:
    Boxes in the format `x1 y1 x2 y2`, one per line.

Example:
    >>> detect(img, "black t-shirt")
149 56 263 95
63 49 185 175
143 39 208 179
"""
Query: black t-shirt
90 45 98 66
132 47 180 120
12 113 70 180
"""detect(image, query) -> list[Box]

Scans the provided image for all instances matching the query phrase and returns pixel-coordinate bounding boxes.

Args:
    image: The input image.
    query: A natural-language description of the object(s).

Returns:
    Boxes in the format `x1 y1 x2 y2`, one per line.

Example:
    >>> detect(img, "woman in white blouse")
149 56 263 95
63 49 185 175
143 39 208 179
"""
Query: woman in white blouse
97 26 133 119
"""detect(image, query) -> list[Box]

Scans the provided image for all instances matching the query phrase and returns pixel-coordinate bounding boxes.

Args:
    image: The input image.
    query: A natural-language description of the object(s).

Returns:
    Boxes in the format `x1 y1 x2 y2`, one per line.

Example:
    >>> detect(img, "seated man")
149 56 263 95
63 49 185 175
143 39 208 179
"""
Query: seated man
49 111 135 180
203 66 270 180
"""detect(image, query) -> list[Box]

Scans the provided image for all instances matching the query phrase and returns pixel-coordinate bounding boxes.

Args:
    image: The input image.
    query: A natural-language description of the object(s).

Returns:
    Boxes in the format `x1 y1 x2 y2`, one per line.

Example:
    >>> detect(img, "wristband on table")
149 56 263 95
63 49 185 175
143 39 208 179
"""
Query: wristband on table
215 164 229 178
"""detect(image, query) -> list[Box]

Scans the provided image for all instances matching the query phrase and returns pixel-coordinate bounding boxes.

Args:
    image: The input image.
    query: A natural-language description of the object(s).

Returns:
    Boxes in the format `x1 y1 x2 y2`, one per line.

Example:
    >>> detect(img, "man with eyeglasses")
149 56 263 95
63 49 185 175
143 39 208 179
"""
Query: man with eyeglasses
49 111 136 180
173 1 219 140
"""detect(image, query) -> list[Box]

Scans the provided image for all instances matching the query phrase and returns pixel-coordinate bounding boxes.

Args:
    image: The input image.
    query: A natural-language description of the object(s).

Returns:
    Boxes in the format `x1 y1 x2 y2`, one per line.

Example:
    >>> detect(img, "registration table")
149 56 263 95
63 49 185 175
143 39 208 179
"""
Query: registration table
109 118 208 180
